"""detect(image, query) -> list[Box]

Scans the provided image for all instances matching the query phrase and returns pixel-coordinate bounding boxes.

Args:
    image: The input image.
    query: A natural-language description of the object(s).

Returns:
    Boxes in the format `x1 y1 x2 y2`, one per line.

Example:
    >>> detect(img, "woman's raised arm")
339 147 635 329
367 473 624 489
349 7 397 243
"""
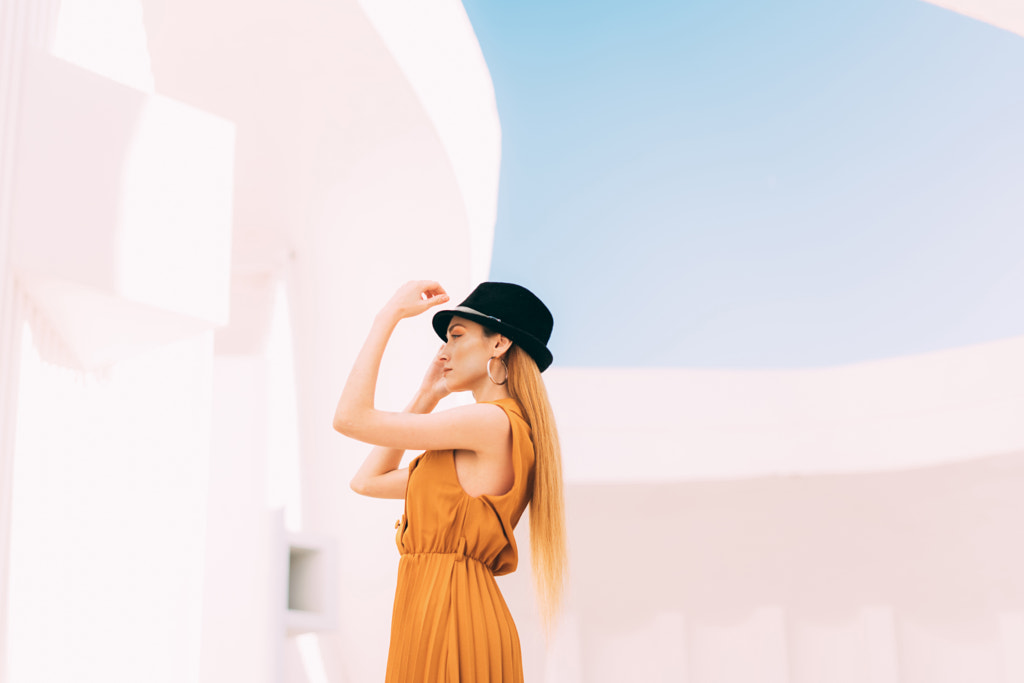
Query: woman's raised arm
348 389 439 499
332 281 509 454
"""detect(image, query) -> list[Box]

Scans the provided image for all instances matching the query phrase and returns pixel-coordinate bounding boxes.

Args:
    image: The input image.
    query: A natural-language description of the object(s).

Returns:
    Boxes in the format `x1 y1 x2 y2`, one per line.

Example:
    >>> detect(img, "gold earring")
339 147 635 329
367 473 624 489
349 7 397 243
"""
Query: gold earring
486 356 508 385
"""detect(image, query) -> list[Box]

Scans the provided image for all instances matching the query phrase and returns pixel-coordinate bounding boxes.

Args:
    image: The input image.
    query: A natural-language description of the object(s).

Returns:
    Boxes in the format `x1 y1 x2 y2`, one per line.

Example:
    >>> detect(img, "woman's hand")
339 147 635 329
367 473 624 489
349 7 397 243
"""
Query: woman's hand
380 280 449 321
418 345 451 403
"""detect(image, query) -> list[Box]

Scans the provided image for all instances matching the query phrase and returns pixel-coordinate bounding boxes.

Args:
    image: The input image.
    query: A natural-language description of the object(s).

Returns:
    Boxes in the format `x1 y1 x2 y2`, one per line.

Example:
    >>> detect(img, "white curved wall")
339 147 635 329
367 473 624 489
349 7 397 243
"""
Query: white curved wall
499 335 1024 680
530 449 1024 683
356 0 501 283
137 1 501 681
3 1 1022 682
923 0 1024 38
1 0 500 682
548 334 1024 483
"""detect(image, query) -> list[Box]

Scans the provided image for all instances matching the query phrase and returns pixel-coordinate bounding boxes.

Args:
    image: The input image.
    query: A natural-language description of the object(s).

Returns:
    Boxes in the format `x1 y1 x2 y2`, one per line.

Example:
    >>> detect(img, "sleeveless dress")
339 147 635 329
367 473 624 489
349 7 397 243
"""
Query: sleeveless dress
385 397 535 682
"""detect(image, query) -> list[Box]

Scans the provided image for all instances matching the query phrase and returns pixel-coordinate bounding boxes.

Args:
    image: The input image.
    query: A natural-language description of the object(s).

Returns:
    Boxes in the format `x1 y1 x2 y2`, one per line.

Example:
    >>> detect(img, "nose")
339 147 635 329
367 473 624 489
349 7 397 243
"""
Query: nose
438 344 450 361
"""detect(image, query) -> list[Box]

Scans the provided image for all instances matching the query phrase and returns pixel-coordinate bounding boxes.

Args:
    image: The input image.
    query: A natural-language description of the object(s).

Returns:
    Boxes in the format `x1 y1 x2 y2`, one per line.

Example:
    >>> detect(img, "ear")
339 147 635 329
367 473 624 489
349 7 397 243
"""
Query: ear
491 334 513 359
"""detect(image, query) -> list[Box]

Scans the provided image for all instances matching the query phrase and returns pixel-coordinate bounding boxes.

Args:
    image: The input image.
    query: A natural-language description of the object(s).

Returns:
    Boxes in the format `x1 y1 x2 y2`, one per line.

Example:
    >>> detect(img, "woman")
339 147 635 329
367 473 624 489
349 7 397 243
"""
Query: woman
333 280 567 682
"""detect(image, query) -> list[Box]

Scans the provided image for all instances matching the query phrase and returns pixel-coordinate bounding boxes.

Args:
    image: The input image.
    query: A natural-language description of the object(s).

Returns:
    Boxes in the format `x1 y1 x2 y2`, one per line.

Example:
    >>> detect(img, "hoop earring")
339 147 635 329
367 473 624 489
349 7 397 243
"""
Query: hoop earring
487 356 508 385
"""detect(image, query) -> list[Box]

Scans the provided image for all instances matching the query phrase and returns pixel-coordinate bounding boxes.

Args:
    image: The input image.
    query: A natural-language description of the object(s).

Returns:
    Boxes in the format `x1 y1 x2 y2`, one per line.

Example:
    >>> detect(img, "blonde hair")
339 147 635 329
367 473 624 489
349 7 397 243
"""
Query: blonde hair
504 343 567 633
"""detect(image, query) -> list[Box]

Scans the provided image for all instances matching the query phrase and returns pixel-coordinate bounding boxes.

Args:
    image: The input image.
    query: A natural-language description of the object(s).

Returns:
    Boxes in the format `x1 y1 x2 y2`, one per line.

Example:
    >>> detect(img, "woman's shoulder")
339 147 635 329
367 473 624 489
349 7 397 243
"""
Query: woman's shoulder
483 399 532 449
432 401 512 444
483 396 523 415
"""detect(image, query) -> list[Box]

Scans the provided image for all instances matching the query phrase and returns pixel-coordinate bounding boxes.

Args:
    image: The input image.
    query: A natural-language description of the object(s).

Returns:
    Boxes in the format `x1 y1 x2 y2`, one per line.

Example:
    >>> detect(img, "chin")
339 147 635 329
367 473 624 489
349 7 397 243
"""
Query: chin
445 380 476 395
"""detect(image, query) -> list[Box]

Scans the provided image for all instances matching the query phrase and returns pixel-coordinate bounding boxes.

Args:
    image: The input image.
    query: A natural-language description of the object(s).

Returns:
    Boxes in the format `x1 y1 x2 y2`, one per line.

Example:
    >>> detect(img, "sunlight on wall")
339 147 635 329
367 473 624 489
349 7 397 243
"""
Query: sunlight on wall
355 0 500 283
53 0 155 92
6 317 211 683
296 633 331 683
267 279 302 531
116 100 234 324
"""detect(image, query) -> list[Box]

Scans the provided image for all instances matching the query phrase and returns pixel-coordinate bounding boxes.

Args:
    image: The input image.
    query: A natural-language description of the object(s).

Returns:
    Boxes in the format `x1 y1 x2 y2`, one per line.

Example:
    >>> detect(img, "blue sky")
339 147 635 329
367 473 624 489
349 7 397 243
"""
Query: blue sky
466 0 1024 368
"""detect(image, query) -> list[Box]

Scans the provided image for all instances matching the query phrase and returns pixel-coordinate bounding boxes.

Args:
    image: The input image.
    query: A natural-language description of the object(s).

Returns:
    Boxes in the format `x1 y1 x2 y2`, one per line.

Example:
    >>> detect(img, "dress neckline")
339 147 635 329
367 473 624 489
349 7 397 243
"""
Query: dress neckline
483 396 522 416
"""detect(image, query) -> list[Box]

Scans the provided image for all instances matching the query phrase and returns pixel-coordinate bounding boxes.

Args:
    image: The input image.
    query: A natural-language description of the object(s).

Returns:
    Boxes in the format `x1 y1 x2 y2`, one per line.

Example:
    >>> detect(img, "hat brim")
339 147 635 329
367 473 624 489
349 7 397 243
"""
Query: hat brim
432 309 553 372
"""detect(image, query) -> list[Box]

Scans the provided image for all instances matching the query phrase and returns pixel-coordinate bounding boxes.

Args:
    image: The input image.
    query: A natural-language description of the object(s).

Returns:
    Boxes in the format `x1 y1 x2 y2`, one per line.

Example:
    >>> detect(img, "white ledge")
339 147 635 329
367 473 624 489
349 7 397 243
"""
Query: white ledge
548 335 1024 482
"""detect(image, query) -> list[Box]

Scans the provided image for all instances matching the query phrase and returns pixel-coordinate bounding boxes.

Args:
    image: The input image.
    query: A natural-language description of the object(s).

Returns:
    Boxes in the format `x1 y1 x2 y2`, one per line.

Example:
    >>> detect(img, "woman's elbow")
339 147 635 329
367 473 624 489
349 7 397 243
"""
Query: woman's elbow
333 403 375 437
334 412 381 444
332 413 351 435
332 407 359 436
349 475 369 496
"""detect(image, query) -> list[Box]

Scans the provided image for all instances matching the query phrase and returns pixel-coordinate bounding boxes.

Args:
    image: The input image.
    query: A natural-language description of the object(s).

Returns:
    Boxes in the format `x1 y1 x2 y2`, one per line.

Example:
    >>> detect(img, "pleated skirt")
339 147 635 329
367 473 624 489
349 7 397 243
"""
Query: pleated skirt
385 552 524 682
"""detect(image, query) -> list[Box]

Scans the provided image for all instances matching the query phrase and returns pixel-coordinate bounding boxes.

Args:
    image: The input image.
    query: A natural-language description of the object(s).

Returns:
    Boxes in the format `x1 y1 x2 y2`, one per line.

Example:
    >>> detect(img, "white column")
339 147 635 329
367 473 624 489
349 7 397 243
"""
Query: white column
1000 612 1024 683
688 606 789 683
899 612 1004 683
790 605 899 683
0 2 62 677
590 611 687 683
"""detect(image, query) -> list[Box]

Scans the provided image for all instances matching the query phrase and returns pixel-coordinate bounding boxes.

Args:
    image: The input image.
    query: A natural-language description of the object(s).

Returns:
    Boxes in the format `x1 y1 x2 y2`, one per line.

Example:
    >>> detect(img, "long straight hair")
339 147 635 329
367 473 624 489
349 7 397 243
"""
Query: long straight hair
503 343 567 633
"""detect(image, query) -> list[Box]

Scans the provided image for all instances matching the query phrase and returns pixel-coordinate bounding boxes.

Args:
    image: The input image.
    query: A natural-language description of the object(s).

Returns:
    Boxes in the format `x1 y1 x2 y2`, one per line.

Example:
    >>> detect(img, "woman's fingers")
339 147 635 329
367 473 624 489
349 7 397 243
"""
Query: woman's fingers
385 280 450 318
419 282 448 303
414 282 448 311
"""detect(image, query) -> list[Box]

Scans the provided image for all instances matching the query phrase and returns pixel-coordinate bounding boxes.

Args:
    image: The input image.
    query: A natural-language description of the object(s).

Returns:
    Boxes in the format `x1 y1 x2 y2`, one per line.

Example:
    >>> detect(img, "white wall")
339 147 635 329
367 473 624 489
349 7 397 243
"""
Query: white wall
532 448 1024 682
1 2 236 679
7 314 214 683
547 334 1024 483
0 0 500 679
3 0 1022 681
355 0 502 282
202 357 280 683
923 0 1024 38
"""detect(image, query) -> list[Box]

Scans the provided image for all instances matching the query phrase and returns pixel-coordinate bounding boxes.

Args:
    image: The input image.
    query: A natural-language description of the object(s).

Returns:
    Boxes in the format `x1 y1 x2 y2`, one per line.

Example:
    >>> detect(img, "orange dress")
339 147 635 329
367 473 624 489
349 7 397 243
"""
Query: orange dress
386 398 534 682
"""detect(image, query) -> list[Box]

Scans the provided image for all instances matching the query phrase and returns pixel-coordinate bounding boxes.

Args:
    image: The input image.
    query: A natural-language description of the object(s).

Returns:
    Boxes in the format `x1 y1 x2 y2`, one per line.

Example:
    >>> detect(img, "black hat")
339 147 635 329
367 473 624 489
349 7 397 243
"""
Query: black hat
432 282 554 372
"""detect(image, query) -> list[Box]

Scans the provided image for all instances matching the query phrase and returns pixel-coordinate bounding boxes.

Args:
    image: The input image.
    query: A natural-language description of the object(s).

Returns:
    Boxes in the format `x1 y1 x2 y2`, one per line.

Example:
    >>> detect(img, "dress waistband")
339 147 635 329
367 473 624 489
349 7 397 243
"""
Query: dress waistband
400 538 489 569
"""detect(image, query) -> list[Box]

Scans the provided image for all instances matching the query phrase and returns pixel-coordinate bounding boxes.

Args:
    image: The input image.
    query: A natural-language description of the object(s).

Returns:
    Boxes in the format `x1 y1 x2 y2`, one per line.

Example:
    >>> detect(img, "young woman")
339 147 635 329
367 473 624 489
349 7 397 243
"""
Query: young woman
333 280 566 682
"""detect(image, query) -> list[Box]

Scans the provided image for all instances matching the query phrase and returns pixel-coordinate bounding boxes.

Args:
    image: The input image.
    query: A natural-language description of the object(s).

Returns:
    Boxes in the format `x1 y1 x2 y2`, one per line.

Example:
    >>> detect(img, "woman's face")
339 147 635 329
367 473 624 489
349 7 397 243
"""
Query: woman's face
439 316 503 392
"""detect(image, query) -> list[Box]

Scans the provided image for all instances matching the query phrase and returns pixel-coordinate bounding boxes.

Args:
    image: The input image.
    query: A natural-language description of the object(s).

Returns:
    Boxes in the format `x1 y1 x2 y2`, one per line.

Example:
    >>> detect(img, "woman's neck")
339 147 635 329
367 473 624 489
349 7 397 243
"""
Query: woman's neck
472 383 511 403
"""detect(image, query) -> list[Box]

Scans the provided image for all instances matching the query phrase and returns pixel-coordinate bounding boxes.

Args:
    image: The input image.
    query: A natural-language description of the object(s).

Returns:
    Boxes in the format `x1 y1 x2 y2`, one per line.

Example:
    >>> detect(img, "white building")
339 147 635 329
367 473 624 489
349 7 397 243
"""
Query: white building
0 1 1021 681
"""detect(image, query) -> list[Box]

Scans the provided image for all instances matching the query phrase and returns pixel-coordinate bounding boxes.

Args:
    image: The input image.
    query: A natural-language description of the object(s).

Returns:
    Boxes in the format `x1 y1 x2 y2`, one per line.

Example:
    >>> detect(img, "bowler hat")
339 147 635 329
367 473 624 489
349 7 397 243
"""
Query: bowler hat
432 282 554 372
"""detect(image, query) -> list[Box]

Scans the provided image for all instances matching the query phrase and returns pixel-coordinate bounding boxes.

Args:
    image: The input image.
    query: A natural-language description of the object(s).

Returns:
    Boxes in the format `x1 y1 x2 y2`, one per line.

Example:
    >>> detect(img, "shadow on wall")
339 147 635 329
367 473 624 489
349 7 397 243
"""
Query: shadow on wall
529 450 1024 682
570 450 1024 618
